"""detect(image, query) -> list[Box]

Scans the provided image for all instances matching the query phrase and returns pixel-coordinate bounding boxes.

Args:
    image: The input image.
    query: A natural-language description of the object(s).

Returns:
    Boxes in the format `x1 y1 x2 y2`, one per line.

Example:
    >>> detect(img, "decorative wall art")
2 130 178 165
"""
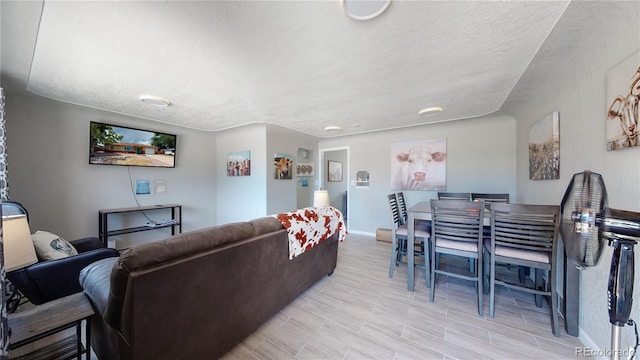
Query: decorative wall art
356 170 370 188
227 150 251 176
606 51 640 151
135 179 151 195
328 160 343 182
390 139 446 190
296 163 314 177
528 111 560 180
274 153 293 179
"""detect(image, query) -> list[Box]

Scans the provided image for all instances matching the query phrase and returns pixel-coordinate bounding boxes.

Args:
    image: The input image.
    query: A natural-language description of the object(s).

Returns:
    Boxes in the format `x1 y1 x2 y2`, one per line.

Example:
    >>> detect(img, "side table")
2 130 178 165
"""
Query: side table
8 292 95 360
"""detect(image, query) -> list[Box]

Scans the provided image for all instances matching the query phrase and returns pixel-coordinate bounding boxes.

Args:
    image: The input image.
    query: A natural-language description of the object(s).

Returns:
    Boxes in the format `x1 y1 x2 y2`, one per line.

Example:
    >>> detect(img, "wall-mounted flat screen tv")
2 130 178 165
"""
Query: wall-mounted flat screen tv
89 121 176 168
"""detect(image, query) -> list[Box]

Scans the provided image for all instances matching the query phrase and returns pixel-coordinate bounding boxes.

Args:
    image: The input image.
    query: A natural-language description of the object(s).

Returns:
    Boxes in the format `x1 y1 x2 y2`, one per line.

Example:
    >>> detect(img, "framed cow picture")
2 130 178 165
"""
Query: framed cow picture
274 153 293 179
606 51 640 151
390 139 446 190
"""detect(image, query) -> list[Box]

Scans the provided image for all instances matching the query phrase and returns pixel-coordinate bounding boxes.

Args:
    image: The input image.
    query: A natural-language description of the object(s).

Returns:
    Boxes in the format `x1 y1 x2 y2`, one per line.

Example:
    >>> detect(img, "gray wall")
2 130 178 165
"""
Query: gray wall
266 124 319 215
500 1 639 351
318 114 517 234
216 123 319 224
216 124 268 224
296 147 316 209
5 92 217 248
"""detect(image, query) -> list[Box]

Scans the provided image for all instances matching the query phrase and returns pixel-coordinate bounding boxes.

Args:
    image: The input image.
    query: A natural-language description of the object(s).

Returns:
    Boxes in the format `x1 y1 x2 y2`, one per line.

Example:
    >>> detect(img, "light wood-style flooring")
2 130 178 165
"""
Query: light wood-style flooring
222 233 585 360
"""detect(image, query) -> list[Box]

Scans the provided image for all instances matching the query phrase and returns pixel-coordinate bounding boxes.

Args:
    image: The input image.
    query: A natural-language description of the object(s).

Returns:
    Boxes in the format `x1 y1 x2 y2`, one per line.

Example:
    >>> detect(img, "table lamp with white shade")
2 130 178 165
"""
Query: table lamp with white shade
313 190 330 207
3 215 38 272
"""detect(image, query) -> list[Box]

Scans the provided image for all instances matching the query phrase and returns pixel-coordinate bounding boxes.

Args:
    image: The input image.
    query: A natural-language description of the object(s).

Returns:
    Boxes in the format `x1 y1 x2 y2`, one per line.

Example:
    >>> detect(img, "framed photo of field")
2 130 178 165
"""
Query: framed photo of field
528 111 560 180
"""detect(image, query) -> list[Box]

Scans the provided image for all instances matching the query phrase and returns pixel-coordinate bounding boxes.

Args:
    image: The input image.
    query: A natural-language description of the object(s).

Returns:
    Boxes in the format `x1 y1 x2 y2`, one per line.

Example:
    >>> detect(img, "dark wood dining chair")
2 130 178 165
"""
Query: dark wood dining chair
471 193 529 284
483 202 561 336
471 193 510 208
429 199 485 316
397 191 432 233
396 191 408 225
437 192 471 201
387 194 430 287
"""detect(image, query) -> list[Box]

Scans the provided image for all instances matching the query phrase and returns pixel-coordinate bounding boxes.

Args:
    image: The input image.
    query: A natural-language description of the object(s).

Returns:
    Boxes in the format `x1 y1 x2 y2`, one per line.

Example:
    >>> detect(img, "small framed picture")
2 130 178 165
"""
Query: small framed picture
328 160 343 182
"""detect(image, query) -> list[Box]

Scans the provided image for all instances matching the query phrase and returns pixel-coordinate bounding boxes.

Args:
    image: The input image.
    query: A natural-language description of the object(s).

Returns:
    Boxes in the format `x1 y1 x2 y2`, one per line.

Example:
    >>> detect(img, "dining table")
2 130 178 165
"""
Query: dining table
405 200 491 291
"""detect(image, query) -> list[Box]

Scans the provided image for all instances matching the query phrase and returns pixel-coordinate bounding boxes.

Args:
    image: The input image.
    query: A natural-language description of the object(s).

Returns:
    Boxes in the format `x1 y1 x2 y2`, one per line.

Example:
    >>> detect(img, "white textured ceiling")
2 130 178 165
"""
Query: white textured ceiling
6 1 570 137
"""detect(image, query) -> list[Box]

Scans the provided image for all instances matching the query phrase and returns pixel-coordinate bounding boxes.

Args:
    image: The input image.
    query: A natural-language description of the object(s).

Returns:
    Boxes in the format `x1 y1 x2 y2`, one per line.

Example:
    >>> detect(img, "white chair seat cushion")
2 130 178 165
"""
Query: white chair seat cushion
484 239 550 263
395 227 430 239
435 238 478 252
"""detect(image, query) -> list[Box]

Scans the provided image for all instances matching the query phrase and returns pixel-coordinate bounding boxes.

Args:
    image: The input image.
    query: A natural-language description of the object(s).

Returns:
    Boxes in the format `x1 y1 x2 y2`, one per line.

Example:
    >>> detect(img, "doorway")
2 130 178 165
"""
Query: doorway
319 146 349 225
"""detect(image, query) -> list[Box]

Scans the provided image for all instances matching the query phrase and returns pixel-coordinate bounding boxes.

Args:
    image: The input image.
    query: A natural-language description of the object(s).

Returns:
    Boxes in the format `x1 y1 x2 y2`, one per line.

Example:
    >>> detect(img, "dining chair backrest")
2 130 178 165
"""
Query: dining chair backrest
471 193 509 204
387 193 403 229
429 199 485 315
437 192 471 201
430 199 484 248
396 192 408 225
487 202 561 334
489 202 559 260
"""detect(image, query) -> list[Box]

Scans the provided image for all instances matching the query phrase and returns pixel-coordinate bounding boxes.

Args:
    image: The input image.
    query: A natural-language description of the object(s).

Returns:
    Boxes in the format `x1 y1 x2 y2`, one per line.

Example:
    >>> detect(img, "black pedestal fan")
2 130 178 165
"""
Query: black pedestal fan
561 170 638 359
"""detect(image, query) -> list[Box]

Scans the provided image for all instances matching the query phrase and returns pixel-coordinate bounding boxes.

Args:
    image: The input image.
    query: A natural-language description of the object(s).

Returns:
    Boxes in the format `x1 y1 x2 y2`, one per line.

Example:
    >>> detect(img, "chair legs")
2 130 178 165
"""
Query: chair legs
486 256 559 337
430 248 483 317
389 236 404 278
390 235 431 292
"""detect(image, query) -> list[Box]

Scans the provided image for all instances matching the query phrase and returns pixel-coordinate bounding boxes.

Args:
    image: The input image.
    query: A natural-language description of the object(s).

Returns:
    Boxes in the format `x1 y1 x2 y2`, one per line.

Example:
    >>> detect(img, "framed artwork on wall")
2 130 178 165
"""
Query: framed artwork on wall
390 138 446 190
528 111 560 180
356 170 370 188
296 163 314 176
227 150 251 176
328 160 343 182
606 51 640 151
274 153 293 179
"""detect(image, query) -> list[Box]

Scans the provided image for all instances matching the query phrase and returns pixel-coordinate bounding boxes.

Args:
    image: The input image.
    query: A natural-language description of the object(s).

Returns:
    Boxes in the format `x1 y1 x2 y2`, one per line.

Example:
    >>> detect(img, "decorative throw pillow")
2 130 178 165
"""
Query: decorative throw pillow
31 231 78 261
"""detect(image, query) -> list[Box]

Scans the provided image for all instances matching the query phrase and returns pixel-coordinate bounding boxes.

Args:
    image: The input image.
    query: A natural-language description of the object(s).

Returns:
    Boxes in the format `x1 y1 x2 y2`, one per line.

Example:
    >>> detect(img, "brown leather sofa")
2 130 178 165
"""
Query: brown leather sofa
79 216 340 360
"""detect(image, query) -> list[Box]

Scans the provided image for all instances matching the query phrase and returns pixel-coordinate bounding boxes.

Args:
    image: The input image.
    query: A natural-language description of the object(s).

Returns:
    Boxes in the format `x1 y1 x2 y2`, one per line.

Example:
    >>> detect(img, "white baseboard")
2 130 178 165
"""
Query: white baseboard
578 327 608 360
346 229 376 237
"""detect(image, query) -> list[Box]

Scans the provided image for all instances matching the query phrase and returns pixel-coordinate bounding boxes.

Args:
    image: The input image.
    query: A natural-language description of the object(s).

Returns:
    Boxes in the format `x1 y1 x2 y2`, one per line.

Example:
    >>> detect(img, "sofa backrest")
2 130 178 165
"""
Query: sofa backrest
104 216 283 330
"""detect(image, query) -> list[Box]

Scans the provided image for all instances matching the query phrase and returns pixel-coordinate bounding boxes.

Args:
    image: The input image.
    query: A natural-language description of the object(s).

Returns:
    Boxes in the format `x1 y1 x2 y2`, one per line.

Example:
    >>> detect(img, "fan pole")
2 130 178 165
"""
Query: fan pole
611 325 622 360
607 238 635 360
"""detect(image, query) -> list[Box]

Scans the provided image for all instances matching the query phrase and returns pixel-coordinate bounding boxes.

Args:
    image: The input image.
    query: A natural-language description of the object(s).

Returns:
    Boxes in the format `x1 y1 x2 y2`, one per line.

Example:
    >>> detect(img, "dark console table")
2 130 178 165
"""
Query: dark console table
99 204 182 248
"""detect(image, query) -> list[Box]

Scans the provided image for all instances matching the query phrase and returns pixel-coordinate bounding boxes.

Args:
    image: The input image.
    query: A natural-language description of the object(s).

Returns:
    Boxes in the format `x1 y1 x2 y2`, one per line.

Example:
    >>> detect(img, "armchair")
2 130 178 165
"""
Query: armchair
2 201 120 305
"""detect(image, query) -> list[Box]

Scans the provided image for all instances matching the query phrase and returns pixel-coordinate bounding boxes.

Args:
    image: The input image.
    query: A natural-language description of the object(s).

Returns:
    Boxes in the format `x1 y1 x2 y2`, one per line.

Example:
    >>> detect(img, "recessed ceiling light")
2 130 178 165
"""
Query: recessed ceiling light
342 0 391 21
140 95 171 107
324 125 342 132
418 107 443 117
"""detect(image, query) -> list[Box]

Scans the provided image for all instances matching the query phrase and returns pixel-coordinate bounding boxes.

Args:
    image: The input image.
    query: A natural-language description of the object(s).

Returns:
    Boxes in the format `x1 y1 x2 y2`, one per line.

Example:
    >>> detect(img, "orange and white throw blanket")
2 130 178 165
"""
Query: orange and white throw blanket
274 206 347 259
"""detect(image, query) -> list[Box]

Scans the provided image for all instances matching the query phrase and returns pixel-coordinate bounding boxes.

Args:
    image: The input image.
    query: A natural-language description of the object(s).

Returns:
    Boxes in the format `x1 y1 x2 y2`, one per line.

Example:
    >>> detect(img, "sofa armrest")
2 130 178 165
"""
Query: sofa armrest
70 237 104 253
8 248 120 305
79 257 118 319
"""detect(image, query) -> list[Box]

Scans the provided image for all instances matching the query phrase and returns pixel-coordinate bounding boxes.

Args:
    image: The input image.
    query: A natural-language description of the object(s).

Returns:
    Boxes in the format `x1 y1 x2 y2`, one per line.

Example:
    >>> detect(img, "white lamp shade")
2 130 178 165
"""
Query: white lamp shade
3 215 38 272
313 190 330 207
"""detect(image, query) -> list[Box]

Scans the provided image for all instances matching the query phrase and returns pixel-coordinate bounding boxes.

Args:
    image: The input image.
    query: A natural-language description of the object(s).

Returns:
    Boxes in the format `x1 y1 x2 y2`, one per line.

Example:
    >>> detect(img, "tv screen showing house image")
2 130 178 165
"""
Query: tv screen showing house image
89 121 177 168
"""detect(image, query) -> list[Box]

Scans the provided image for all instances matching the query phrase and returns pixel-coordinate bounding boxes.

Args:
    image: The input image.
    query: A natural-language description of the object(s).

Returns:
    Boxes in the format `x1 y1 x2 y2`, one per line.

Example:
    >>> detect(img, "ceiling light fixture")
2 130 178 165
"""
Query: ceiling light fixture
140 95 171 107
418 106 443 117
324 125 342 132
342 0 391 21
